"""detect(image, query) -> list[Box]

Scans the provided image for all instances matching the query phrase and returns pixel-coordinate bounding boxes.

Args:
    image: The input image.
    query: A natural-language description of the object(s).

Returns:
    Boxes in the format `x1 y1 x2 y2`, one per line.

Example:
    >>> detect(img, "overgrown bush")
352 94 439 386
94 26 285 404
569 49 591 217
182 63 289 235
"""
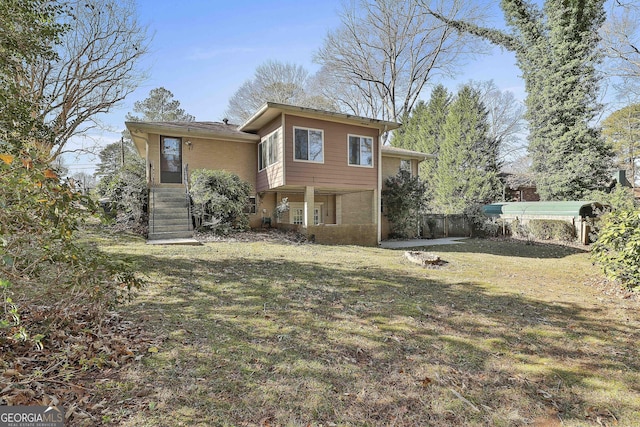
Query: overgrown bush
190 169 252 232
527 219 576 242
95 157 147 228
1 153 143 348
382 170 427 238
464 203 499 237
591 208 640 290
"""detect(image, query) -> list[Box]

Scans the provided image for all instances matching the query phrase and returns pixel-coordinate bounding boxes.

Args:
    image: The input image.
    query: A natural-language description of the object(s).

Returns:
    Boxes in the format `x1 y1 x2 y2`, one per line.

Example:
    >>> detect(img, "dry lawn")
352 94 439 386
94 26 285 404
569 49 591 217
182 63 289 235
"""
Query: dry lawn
95 232 640 426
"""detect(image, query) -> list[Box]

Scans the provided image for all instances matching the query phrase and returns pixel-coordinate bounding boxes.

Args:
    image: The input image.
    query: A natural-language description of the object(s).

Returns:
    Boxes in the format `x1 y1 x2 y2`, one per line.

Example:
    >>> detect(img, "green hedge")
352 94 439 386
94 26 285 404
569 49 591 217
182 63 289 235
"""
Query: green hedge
527 219 576 241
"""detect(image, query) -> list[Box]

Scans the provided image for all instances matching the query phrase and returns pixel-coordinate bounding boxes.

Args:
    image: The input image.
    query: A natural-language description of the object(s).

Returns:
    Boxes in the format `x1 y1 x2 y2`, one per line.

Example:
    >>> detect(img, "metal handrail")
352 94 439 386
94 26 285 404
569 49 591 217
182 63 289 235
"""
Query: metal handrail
149 162 155 234
184 164 192 231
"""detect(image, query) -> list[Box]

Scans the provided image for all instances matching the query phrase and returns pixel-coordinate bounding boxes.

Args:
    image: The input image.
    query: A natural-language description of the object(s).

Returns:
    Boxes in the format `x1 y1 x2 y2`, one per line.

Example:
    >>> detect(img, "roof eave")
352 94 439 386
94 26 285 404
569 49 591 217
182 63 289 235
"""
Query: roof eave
124 121 260 143
239 102 401 133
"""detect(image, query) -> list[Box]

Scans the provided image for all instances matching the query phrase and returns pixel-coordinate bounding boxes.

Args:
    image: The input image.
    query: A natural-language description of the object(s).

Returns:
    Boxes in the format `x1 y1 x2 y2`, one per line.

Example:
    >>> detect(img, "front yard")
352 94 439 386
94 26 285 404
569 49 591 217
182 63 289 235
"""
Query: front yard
97 233 639 426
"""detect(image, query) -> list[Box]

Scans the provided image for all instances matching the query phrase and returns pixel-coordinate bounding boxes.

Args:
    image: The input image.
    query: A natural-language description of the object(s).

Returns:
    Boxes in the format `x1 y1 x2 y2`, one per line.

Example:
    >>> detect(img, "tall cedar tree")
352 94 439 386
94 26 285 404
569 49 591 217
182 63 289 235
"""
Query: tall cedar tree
433 85 501 214
392 84 451 209
429 0 612 200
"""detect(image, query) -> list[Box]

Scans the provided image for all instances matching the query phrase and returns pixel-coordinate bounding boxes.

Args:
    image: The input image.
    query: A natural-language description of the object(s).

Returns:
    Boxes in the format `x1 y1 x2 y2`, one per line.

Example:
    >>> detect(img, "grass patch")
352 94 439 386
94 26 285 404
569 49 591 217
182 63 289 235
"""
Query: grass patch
96 234 640 426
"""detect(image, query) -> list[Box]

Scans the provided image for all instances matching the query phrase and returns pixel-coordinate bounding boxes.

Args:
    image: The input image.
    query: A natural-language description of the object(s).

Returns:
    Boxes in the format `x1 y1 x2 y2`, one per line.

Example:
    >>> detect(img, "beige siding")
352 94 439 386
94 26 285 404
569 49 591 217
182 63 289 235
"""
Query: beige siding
283 115 379 190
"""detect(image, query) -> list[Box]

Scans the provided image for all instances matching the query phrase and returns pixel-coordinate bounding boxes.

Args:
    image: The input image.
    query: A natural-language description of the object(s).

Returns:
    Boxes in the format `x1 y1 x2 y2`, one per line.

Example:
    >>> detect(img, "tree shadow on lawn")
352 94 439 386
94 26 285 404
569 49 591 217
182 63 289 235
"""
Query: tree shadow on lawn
398 237 589 259
115 250 640 426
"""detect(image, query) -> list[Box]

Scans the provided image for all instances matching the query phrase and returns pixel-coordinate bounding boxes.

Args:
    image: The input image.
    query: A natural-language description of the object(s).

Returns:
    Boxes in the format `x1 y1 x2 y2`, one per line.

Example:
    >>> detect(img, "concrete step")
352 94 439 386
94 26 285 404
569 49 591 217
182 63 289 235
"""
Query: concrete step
148 230 195 240
149 224 192 234
150 217 192 227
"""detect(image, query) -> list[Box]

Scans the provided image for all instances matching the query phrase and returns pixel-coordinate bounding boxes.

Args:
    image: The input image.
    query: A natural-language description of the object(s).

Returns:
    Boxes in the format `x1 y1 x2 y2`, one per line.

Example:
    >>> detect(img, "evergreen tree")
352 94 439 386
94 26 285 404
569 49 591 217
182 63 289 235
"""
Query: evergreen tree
602 104 640 186
433 86 501 214
126 87 195 122
429 0 612 200
392 85 450 208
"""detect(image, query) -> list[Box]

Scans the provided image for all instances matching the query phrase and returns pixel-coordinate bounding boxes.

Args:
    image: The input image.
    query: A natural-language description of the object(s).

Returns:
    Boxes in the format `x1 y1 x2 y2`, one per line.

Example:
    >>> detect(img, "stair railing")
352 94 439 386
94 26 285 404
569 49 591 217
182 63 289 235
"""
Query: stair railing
183 164 192 231
149 162 155 234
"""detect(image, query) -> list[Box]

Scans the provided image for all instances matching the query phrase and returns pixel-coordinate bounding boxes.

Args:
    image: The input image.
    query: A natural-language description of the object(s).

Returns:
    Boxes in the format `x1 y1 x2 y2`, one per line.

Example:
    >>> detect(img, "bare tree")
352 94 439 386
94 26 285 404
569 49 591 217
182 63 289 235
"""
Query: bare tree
467 80 527 165
225 60 336 124
15 0 149 160
600 1 640 98
314 0 486 123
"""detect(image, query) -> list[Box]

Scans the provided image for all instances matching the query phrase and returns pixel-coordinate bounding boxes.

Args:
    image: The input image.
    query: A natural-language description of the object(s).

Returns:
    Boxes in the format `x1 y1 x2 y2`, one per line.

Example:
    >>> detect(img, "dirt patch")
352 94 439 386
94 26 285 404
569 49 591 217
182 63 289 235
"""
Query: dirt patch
194 228 307 244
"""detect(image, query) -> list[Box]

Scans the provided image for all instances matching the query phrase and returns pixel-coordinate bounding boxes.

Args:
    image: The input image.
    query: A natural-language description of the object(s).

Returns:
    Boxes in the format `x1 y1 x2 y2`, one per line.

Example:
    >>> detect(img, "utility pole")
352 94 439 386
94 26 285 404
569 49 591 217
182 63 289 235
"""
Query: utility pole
120 136 125 167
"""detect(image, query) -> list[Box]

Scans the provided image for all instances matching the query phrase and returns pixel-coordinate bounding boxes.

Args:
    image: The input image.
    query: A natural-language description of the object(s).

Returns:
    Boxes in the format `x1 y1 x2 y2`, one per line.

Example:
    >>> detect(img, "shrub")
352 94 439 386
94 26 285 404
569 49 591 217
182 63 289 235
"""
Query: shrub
190 169 252 232
95 158 147 228
510 219 531 240
382 170 427 238
527 219 576 242
464 203 499 237
591 208 640 290
1 153 143 347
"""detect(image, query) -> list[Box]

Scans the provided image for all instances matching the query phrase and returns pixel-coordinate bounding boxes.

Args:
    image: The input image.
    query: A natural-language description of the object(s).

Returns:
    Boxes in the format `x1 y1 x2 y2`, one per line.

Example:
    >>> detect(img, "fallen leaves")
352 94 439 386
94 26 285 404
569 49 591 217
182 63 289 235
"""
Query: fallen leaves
0 303 159 425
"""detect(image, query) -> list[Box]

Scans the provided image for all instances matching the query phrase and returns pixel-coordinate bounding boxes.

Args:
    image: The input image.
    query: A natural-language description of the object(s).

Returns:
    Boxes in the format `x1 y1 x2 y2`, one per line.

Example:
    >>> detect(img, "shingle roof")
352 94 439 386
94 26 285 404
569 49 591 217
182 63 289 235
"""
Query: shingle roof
125 121 259 141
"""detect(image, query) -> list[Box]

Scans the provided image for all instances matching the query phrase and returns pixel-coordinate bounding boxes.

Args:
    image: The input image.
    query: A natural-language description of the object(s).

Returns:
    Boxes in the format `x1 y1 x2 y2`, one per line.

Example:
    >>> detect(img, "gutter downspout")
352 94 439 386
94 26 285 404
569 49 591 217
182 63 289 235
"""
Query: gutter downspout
377 125 387 245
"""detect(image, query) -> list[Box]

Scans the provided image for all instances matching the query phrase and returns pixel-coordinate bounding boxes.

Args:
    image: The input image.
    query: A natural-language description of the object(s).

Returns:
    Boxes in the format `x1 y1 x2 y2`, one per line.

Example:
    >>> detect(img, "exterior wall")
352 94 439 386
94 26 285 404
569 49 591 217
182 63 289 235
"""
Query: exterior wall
256 118 285 192
282 115 379 190
505 187 540 202
307 224 378 246
147 133 257 188
341 191 375 224
268 192 337 225
381 156 418 179
253 192 277 229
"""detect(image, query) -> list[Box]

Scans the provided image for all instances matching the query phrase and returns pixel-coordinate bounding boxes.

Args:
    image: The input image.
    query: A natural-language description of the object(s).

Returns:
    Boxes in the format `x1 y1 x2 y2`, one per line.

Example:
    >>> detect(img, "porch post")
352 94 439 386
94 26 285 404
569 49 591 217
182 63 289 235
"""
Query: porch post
336 195 343 225
304 186 314 227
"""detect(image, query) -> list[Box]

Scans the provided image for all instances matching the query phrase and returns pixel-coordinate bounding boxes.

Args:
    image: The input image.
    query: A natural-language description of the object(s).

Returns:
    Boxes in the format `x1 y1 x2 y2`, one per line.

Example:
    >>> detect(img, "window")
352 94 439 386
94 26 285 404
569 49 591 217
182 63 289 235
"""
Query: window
400 159 412 173
348 135 373 167
244 196 257 214
294 127 323 162
290 203 322 225
292 208 304 225
258 130 280 170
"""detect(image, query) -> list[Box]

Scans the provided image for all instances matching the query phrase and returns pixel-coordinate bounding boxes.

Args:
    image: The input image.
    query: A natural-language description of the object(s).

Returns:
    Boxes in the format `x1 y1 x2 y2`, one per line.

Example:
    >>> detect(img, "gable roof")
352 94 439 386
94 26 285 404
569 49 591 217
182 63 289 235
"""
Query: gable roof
239 102 401 133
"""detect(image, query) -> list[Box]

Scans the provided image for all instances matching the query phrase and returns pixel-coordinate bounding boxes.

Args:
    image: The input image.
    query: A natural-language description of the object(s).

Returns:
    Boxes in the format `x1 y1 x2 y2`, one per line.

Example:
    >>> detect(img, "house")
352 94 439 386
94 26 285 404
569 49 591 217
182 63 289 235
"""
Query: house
499 172 540 202
126 102 429 246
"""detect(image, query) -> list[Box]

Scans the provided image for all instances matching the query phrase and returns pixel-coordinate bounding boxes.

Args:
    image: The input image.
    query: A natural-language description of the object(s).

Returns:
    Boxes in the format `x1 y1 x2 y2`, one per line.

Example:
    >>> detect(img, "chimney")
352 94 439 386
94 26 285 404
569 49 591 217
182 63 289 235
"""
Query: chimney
223 118 229 125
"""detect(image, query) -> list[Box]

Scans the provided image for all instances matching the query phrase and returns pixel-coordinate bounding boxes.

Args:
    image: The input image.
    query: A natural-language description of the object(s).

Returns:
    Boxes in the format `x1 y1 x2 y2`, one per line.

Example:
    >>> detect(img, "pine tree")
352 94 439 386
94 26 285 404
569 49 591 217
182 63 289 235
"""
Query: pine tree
433 86 501 214
429 0 612 200
126 87 195 122
392 85 450 208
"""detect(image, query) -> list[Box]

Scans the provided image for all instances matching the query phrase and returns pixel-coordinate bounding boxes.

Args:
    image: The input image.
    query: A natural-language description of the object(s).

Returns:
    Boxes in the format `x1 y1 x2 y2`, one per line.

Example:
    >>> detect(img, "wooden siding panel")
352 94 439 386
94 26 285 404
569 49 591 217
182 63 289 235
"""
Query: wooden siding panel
283 115 379 190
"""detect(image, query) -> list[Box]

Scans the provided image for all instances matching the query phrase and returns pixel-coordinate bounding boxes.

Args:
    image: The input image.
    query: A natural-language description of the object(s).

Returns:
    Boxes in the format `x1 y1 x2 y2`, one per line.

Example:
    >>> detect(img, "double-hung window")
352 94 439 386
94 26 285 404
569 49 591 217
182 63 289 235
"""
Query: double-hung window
348 135 373 167
400 159 412 173
258 130 280 170
294 127 324 163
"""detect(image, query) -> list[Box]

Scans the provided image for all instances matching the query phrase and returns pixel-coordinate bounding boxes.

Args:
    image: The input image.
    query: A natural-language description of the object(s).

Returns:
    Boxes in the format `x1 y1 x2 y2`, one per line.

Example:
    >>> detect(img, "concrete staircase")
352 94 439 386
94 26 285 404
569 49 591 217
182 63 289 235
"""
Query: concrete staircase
148 187 194 240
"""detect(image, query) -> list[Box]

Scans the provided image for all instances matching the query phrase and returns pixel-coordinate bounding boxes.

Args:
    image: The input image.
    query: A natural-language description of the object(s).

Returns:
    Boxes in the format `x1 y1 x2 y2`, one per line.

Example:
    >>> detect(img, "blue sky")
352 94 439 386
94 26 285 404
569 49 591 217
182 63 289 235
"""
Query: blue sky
65 0 523 174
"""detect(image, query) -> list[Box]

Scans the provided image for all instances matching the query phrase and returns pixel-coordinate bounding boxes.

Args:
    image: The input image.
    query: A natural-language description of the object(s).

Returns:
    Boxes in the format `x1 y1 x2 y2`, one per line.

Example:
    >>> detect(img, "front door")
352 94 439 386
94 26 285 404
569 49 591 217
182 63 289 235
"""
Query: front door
160 136 182 183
